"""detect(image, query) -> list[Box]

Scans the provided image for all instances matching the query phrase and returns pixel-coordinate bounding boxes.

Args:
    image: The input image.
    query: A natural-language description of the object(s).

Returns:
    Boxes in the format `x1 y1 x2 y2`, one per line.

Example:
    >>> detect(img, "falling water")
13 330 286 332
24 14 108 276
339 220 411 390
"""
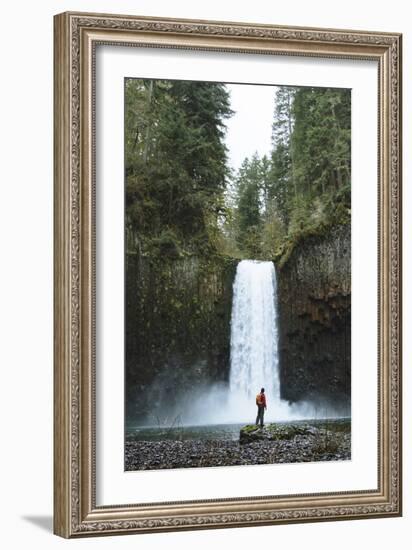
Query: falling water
227 259 291 422
229 260 279 397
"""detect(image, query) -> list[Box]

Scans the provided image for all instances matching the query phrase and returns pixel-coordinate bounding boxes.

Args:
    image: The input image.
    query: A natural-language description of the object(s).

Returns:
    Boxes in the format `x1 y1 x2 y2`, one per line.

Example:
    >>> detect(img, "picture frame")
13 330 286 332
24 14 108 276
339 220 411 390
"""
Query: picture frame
53 11 402 538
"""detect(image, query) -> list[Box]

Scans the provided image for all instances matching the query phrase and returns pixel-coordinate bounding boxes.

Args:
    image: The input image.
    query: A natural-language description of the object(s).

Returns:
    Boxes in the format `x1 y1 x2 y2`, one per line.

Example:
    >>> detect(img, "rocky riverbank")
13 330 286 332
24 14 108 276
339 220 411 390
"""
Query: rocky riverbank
125 420 350 471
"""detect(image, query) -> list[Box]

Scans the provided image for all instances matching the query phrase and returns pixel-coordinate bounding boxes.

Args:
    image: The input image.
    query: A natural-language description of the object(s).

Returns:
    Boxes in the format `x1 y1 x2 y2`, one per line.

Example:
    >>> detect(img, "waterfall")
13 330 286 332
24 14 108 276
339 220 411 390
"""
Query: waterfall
229 260 279 399
142 258 330 427
227 259 289 422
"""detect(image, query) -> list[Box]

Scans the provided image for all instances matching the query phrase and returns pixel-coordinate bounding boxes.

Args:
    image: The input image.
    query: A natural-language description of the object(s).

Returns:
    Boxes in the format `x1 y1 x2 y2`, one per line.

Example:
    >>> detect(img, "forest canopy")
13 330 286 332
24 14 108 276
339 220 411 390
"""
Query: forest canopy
125 79 351 263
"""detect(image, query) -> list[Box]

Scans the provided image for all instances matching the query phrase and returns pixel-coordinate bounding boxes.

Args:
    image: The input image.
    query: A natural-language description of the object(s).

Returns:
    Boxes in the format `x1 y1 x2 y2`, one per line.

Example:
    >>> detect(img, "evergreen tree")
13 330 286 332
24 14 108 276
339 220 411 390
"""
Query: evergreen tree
291 87 351 200
232 153 267 257
268 87 296 225
266 85 351 248
125 79 233 257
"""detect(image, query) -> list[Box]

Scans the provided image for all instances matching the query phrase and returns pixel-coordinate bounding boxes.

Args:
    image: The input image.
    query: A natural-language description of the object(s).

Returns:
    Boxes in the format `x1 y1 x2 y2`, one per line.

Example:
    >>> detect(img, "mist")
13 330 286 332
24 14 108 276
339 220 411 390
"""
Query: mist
134 380 350 429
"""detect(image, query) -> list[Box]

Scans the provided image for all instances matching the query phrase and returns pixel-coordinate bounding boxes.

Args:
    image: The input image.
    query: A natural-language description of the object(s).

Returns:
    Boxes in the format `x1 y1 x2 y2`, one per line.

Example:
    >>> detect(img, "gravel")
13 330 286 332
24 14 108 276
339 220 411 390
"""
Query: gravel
125 432 351 471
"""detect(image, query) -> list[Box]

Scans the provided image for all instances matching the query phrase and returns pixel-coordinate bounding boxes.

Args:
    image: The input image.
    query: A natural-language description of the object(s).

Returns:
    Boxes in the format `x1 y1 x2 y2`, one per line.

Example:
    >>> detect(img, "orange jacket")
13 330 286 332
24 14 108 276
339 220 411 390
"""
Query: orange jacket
256 393 266 407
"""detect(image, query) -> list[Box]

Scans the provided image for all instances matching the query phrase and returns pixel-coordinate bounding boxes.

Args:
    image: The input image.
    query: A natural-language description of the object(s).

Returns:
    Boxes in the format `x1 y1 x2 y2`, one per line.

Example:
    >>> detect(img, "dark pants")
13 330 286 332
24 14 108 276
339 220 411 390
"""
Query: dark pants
256 405 265 427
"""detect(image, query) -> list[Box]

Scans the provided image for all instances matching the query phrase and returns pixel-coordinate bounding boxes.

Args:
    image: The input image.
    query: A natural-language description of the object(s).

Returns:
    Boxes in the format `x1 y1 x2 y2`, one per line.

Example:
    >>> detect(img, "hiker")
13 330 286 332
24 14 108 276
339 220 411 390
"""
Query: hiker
255 387 267 428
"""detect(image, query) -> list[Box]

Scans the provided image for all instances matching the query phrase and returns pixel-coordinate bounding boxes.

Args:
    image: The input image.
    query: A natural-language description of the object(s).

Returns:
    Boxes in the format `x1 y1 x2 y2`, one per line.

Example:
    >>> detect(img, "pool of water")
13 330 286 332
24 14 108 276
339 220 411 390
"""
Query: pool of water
126 418 350 442
126 423 244 441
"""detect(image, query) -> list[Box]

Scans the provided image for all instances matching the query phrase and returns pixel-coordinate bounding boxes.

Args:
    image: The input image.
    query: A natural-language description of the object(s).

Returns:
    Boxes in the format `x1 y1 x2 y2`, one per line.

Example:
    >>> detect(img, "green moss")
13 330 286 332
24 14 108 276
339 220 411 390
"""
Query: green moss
275 219 350 269
241 425 260 434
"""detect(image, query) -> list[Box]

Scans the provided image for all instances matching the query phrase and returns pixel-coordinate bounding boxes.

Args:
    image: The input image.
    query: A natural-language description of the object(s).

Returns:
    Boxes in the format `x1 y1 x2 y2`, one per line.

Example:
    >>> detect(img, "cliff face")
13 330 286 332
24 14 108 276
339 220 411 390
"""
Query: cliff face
126 254 236 423
277 224 351 410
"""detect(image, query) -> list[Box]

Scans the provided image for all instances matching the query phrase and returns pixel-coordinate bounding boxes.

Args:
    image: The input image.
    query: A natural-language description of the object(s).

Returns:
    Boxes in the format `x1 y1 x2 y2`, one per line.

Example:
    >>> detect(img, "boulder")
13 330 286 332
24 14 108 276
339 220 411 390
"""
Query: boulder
239 423 320 444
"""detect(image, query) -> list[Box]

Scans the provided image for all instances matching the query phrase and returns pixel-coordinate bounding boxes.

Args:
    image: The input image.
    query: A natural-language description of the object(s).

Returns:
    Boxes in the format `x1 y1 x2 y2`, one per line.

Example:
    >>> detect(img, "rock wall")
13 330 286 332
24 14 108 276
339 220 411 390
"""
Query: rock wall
277 224 351 411
126 253 236 423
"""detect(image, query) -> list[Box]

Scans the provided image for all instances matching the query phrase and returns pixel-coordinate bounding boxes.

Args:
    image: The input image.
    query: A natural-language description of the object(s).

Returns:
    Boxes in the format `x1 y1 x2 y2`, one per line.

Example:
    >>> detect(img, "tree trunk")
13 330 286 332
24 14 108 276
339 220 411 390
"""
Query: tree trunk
143 80 154 164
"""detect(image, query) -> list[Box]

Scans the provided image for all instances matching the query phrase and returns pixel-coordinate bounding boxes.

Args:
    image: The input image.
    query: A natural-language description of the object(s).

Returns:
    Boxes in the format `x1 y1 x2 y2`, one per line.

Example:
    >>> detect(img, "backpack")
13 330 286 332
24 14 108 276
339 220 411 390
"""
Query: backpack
256 393 263 406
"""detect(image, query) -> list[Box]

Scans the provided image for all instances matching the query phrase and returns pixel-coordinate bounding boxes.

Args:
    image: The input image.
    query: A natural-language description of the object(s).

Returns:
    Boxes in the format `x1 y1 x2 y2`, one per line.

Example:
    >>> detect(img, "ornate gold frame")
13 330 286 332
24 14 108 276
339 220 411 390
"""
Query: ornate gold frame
53 11 402 538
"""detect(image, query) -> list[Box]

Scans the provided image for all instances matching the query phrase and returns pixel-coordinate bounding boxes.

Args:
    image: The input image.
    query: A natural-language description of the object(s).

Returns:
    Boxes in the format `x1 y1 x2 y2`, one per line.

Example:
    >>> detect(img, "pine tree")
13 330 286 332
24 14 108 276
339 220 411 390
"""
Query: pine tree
125 79 233 256
268 87 296 225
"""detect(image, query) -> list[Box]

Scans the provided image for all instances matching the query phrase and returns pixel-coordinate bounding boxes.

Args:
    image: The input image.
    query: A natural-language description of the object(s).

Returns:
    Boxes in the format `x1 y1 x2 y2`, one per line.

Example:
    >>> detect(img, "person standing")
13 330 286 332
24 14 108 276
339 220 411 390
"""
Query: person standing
255 387 267 428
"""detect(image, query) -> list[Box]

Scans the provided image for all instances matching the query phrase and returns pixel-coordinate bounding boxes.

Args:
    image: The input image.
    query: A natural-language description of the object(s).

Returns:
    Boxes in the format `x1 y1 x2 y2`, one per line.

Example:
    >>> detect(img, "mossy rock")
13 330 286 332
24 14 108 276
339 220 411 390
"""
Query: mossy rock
239 423 320 444
242 424 260 434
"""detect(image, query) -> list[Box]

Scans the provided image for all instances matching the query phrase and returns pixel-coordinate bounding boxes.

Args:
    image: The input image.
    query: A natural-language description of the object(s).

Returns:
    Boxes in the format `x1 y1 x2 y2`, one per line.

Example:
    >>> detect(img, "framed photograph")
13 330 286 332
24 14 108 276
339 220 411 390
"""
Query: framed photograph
53 11 402 538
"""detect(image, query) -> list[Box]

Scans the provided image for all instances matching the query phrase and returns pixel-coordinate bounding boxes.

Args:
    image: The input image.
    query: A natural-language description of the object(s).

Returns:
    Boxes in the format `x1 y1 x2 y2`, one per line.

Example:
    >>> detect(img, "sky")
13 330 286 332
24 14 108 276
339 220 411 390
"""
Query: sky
223 83 278 173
